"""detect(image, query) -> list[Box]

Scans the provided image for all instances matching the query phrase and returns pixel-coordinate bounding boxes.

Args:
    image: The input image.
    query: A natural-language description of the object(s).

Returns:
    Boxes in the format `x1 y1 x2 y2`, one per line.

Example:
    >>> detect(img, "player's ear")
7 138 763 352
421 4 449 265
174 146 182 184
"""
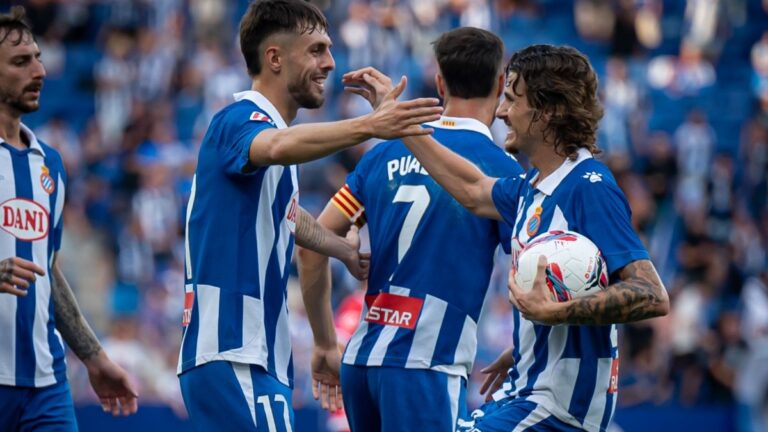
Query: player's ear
264 44 282 73
435 73 446 99
496 72 505 98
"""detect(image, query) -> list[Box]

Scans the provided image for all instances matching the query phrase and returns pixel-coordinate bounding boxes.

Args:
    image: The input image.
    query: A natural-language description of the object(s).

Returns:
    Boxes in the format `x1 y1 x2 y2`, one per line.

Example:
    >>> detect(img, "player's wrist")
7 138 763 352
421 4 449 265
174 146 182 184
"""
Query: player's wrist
351 114 374 140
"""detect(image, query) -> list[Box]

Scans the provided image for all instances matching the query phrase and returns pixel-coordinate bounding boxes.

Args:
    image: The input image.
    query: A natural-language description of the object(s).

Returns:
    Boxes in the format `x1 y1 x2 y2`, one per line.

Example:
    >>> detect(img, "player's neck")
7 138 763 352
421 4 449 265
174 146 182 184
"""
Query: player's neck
528 145 565 186
250 79 299 124
442 98 496 127
0 108 24 150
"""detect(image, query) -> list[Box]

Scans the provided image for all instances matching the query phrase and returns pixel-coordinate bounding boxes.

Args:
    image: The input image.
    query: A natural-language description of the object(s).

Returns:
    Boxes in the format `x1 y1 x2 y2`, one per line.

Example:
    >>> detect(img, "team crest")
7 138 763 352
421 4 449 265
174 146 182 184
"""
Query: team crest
526 207 543 237
249 111 274 125
39 166 55 194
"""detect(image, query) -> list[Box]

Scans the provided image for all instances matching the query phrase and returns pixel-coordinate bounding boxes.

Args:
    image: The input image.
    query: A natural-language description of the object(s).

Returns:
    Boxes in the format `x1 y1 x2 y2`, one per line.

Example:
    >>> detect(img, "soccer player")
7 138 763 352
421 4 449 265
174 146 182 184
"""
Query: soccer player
0 7 138 431
177 1 442 431
298 28 524 431
351 45 670 431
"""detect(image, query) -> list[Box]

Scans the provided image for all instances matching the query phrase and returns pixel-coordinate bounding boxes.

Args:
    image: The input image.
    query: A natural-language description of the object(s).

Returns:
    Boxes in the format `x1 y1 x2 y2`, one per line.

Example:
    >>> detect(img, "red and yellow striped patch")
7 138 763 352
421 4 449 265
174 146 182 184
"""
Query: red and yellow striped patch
332 185 366 227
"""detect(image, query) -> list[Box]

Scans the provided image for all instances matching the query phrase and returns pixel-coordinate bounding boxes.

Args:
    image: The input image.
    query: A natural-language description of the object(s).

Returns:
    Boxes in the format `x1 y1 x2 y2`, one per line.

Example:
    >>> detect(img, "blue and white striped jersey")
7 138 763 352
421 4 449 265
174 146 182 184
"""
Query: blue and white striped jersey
178 91 298 387
490 149 650 432
336 117 523 378
0 123 67 388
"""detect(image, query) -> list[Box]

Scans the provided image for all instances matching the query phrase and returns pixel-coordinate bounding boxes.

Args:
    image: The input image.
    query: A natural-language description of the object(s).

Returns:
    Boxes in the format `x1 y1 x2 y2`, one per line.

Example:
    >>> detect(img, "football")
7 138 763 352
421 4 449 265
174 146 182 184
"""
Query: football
514 230 609 302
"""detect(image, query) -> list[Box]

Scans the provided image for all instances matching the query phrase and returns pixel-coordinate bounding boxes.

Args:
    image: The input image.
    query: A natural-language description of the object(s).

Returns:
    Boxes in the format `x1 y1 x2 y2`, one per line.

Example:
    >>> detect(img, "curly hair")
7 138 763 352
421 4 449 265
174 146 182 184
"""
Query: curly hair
506 45 603 159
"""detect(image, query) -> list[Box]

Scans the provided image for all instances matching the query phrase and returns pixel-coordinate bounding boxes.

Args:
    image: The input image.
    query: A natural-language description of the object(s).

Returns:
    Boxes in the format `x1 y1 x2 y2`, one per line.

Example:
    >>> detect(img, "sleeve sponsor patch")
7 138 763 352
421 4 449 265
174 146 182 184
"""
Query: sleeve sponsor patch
249 111 274 125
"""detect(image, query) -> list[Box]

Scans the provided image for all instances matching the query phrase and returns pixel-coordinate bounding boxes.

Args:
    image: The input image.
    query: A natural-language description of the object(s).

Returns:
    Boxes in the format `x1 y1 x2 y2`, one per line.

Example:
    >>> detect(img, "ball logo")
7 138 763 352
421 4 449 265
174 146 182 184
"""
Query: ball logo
0 198 50 241
40 166 55 194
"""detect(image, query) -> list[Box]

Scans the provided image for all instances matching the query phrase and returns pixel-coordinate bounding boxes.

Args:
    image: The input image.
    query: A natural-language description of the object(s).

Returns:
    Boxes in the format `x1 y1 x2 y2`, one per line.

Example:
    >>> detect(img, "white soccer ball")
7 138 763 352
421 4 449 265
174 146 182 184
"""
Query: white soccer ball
514 230 609 302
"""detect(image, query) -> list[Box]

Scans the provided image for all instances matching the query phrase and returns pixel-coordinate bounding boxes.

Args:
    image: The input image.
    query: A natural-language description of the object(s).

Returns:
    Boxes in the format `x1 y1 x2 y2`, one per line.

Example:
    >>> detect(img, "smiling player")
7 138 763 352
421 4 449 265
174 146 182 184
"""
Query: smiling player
176 1 444 431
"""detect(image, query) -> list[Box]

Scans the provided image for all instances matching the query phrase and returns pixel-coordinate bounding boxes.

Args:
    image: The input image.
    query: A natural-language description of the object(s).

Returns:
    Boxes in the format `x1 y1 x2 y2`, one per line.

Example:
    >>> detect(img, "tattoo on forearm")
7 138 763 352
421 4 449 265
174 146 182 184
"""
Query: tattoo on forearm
560 260 667 325
51 265 102 361
294 207 327 251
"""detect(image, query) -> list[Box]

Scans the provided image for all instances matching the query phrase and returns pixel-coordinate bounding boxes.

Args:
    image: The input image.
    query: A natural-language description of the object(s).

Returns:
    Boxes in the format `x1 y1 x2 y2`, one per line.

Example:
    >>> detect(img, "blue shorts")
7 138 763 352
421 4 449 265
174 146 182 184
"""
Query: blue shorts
340 364 467 432
0 380 78 431
179 361 294 432
458 398 584 432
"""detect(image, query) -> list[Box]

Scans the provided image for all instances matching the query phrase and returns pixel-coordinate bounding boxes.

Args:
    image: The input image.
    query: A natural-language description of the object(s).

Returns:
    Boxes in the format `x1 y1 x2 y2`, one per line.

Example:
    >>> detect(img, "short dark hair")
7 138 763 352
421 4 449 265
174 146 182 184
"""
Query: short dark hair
0 6 34 46
239 0 328 76
432 27 504 99
506 44 604 159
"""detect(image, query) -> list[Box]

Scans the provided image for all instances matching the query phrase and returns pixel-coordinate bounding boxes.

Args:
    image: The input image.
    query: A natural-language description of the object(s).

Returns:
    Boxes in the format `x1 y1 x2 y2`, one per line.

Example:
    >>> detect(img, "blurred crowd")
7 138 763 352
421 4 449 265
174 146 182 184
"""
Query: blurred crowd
6 0 768 430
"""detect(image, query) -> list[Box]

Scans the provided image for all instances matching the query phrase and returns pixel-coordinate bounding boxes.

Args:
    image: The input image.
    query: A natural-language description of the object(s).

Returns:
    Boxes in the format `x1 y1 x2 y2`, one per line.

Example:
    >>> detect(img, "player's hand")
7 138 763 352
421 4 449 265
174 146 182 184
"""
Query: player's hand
479 347 514 402
344 68 443 139
342 67 394 109
341 225 371 281
508 256 563 325
0 257 45 296
311 345 344 412
84 351 139 416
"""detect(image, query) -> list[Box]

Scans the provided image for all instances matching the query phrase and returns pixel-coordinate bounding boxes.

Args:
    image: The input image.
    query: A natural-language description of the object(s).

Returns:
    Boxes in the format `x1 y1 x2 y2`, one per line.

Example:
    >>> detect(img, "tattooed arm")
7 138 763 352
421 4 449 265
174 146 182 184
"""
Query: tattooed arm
51 255 139 415
509 258 669 326
294 206 369 281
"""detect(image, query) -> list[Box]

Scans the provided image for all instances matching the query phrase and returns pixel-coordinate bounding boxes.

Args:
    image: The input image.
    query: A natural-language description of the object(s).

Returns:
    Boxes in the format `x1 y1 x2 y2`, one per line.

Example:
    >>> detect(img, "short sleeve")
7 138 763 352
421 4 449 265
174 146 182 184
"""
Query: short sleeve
491 175 524 227
573 180 650 275
496 220 513 254
219 108 275 176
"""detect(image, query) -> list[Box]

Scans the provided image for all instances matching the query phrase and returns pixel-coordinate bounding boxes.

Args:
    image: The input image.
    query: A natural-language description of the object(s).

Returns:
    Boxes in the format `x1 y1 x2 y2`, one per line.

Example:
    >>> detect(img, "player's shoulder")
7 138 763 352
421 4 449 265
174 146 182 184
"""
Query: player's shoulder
37 140 64 168
570 158 618 187
214 100 276 129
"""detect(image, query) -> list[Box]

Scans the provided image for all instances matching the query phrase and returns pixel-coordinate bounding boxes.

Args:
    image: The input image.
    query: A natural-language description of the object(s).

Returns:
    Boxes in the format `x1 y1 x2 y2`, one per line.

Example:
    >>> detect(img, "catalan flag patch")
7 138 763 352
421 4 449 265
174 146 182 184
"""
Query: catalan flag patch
332 184 366 227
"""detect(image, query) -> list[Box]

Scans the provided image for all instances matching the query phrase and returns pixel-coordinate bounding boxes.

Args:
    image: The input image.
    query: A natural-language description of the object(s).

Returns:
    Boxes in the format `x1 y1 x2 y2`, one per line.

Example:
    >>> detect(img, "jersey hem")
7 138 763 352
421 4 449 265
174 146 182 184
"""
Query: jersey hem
178 353 293 388
341 357 469 379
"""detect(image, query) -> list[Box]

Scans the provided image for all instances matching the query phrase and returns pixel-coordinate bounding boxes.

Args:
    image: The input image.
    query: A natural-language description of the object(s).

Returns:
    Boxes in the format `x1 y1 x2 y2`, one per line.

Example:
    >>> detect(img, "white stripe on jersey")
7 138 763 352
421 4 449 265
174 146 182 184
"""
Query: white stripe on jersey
29 156 55 387
448 374 461 429
453 316 478 375
404 294 447 369
512 317 536 392
256 166 283 298
0 151 16 383
273 301 291 385
185 175 197 279
195 284 221 364
232 362 258 428
241 294 267 362
275 167 297 276
367 286 410 366
342 302 368 364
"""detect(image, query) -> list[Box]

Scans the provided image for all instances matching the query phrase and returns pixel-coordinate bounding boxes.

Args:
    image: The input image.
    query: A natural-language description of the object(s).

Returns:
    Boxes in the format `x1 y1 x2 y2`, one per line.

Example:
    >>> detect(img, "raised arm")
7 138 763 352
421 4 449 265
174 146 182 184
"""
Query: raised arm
510 257 670 326
248 77 442 166
296 203 355 412
402 134 501 219
343 67 501 219
51 255 138 416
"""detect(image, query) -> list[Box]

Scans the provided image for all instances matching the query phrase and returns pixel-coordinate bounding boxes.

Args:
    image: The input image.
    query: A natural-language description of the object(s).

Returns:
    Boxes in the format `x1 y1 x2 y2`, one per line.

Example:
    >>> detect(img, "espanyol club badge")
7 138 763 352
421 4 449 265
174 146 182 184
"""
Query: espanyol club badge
526 206 542 237
40 166 55 195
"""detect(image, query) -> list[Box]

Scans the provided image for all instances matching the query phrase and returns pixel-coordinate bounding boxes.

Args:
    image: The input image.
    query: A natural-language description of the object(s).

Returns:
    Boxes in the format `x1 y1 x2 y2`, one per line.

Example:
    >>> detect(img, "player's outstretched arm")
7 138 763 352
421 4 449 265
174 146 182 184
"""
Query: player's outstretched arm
343 67 502 220
297 203 354 413
247 77 443 166
509 257 670 326
50 255 139 416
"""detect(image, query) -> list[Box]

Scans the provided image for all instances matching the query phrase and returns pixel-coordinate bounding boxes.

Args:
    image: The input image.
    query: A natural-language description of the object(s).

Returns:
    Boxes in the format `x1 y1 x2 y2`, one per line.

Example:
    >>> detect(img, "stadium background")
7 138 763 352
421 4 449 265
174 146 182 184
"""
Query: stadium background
3 0 768 430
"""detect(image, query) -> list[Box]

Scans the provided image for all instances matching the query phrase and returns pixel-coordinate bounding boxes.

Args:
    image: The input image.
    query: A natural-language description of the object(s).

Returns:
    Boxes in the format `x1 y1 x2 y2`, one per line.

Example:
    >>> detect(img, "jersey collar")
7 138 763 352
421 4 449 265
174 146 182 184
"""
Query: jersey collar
424 116 493 140
0 122 46 156
530 148 592 195
233 90 288 129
